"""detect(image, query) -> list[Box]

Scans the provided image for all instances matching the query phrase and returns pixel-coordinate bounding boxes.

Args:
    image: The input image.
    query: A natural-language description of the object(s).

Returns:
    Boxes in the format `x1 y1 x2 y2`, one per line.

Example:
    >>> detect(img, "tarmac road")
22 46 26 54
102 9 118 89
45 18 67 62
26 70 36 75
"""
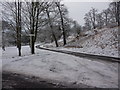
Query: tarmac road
2 71 93 89
2 71 66 89
36 45 120 63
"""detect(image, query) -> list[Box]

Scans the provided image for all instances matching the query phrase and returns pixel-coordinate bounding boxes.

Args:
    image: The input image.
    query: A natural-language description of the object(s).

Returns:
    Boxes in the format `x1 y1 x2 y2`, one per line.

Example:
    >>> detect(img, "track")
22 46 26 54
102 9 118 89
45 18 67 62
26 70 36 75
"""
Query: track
2 71 66 89
36 45 120 63
2 71 94 89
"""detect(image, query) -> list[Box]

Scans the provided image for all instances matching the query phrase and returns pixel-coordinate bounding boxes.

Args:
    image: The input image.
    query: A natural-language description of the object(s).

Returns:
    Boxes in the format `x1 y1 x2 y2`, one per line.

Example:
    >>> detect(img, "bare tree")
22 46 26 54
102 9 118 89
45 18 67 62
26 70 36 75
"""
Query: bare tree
2 1 22 56
15 1 22 56
90 8 97 29
45 3 59 47
96 13 104 29
55 2 67 45
84 13 92 30
23 2 46 54
108 2 120 27
116 2 120 26
84 8 97 30
30 2 38 54
2 27 5 51
72 21 81 36
102 9 111 27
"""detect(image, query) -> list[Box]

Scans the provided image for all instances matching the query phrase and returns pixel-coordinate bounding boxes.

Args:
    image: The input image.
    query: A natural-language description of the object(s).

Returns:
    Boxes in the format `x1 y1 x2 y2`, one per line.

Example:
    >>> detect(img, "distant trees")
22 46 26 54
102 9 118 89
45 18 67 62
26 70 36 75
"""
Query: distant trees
1 20 9 51
114 2 120 26
84 1 120 30
84 8 97 30
84 8 97 29
102 2 120 27
84 13 92 30
102 8 110 27
2 1 22 56
96 13 104 29
90 8 98 29
2 20 16 46
72 21 81 36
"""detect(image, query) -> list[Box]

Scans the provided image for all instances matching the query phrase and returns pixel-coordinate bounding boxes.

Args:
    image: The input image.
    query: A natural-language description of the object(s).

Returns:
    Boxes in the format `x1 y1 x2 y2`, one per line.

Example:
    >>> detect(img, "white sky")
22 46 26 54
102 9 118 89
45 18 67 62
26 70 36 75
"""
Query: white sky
0 0 111 26
62 2 110 26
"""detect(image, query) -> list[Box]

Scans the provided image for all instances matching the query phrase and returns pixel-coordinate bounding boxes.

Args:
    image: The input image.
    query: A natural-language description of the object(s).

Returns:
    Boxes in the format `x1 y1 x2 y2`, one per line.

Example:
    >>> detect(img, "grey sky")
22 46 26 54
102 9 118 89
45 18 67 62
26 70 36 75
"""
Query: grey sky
63 2 110 26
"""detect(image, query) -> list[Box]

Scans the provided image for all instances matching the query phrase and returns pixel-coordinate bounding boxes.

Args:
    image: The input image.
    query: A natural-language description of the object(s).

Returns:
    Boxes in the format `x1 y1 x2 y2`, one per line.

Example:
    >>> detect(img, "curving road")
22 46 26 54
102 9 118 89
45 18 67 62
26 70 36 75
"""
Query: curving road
36 45 120 63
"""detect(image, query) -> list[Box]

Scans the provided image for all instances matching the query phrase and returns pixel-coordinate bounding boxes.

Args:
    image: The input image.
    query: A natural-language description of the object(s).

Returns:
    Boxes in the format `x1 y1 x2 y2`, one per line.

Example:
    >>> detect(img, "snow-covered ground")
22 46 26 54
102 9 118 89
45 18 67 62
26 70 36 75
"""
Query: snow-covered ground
64 27 118 57
2 46 118 88
42 35 76 48
42 27 118 58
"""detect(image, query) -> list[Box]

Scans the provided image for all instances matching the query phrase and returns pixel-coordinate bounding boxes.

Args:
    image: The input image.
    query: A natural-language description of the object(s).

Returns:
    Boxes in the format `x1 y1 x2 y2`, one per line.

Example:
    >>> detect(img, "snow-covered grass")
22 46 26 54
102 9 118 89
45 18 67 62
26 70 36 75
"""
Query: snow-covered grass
42 35 76 48
2 46 118 88
43 27 118 58
64 27 118 57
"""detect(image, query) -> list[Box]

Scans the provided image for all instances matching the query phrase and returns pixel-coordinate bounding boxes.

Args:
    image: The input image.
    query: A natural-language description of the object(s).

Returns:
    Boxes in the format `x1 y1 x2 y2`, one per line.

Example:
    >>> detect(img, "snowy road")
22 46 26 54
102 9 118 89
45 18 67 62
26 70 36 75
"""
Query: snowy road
36 46 120 63
2 46 118 88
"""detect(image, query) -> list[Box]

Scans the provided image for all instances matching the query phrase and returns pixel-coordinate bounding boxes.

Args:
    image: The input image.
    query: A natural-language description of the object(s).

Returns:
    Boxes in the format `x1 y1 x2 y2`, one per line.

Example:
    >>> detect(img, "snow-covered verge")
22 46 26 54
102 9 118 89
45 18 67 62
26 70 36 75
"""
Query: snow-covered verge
42 35 76 48
64 27 118 58
43 27 118 58
2 46 118 88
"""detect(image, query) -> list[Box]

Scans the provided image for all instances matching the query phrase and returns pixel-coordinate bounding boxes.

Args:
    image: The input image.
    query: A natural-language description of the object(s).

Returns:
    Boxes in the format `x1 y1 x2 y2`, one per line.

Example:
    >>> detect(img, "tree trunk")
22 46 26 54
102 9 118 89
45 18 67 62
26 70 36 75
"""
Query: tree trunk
18 47 21 56
2 29 5 51
52 32 59 47
93 11 96 29
56 2 66 45
15 1 22 56
31 35 35 54
46 8 59 47
18 1 22 56
117 2 120 26
105 13 108 27
30 2 35 54
34 4 39 43
93 22 96 29
30 2 40 54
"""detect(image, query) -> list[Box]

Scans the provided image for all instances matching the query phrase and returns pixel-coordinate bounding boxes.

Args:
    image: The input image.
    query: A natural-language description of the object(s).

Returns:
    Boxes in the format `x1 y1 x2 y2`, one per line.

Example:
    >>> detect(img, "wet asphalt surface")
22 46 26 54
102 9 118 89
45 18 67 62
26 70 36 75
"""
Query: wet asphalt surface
2 71 94 90
2 71 66 89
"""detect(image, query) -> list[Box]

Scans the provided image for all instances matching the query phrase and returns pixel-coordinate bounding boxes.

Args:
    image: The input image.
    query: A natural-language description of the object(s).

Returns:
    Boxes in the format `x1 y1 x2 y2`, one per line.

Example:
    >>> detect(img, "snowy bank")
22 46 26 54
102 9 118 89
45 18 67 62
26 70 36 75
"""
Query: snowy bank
44 27 118 58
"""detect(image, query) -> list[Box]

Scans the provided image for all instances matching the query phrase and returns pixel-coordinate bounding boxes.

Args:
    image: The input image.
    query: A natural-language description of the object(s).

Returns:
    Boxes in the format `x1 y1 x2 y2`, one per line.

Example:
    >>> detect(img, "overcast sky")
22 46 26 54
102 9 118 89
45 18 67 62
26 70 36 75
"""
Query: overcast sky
62 2 110 26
